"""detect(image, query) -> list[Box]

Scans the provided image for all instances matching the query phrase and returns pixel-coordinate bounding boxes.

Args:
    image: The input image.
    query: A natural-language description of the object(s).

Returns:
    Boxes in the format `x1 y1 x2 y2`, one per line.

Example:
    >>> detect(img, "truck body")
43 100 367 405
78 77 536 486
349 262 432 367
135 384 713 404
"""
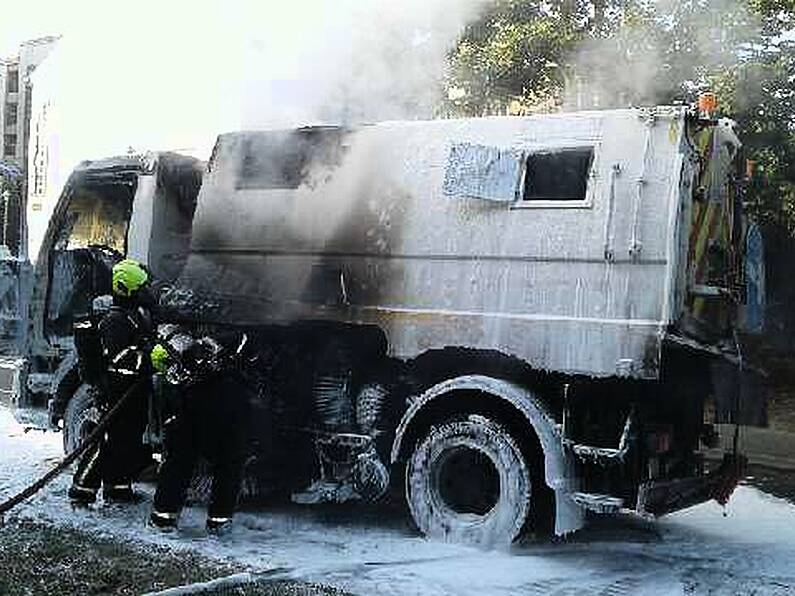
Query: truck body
6 106 766 544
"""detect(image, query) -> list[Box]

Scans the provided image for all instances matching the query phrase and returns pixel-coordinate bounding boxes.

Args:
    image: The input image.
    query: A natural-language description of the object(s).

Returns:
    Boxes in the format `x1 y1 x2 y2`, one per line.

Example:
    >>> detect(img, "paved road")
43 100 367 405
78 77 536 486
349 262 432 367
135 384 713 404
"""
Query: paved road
2 407 795 596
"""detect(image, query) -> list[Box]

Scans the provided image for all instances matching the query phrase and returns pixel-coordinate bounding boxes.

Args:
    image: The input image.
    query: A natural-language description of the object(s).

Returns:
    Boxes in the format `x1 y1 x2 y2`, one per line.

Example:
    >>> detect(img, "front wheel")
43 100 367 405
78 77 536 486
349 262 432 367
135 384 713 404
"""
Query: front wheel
62 384 101 454
406 415 532 545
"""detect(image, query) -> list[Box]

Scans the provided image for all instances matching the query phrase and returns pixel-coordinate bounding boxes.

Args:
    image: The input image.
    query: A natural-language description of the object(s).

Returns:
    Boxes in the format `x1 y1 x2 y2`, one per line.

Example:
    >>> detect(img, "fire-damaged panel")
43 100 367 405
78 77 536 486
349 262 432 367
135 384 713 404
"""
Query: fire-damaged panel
235 127 348 190
442 142 522 202
182 109 692 380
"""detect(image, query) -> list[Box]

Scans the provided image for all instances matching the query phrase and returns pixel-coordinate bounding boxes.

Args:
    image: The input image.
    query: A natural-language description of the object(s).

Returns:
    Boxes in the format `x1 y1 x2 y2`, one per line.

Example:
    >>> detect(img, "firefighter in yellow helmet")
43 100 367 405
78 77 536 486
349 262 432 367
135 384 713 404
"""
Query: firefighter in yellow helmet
69 259 156 505
148 325 252 534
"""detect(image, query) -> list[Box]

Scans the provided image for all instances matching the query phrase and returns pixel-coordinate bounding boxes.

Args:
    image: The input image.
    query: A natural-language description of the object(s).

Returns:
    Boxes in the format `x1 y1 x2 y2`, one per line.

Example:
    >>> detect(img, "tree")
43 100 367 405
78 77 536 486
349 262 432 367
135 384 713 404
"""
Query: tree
447 0 795 227
447 0 771 113
444 1 589 115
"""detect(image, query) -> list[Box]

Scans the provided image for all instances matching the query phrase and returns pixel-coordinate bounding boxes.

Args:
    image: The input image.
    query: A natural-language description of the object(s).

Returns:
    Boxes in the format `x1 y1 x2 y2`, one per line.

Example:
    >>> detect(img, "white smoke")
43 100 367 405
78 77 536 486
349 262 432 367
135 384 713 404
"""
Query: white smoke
31 0 486 161
237 0 489 128
24 0 485 258
564 0 760 110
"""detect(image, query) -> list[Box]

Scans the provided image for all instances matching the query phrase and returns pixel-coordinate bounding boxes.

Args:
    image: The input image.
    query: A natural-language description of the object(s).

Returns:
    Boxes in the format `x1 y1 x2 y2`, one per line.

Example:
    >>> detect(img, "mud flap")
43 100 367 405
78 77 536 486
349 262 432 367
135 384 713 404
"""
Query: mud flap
636 453 747 516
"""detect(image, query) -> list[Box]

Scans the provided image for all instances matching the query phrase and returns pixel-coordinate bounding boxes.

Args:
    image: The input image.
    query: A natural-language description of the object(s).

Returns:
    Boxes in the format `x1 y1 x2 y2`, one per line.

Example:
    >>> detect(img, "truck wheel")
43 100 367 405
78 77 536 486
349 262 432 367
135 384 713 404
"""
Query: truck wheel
63 384 101 454
406 415 531 545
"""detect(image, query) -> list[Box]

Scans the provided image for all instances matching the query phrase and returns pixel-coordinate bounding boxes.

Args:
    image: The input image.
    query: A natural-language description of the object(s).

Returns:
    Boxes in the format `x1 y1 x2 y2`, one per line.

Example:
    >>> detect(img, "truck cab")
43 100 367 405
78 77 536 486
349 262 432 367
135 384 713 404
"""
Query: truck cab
4 153 202 445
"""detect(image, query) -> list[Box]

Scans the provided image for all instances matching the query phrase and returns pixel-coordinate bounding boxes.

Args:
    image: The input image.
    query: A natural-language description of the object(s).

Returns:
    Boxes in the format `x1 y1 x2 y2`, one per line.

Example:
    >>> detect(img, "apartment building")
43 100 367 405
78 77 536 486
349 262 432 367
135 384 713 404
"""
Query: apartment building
0 36 58 254
2 37 58 165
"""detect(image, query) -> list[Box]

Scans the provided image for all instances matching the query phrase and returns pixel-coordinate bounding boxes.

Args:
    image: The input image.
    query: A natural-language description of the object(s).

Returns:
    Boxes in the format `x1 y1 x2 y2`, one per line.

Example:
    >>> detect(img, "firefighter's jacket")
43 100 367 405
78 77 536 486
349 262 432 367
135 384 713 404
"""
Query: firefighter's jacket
99 304 154 402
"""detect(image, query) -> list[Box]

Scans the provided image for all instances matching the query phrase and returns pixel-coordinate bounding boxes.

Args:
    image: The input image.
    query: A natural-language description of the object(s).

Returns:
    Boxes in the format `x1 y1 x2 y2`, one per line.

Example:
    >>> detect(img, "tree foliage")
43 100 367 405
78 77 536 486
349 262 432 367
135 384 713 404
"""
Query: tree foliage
447 0 795 236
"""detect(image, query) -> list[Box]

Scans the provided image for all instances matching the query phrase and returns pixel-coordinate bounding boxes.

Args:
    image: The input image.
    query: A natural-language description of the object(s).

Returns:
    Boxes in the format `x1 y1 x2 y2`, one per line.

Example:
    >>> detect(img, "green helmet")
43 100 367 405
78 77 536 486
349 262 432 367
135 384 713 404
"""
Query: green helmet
150 343 171 373
112 259 149 297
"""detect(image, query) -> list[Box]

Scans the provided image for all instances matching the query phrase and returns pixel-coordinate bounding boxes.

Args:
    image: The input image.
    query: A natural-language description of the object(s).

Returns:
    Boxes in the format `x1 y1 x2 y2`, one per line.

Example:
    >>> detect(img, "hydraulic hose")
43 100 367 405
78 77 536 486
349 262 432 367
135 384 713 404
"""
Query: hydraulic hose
0 379 145 517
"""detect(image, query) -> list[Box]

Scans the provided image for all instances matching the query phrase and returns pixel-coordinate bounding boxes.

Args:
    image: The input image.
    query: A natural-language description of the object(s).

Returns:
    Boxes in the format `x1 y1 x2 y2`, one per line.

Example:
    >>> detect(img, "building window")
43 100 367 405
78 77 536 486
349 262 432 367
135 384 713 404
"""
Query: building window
3 135 17 157
4 103 17 127
6 70 19 94
522 147 594 201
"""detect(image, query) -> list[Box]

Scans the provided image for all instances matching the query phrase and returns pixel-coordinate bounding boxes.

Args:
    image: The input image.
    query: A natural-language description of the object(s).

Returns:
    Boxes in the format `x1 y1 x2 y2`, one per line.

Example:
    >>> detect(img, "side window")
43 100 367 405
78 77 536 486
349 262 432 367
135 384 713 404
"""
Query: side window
47 185 132 337
522 147 594 201
236 127 347 190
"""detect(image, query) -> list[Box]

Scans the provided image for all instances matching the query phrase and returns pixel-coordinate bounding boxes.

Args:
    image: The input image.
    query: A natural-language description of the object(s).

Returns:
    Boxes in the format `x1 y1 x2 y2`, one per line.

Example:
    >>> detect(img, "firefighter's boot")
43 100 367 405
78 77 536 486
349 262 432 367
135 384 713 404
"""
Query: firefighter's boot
206 516 233 535
103 484 139 504
68 484 97 507
149 510 179 531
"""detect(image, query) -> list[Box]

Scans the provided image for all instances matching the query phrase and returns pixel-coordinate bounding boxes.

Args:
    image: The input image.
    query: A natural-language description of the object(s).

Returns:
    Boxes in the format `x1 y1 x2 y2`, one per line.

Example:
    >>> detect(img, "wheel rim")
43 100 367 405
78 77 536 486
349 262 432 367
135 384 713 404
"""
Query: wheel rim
432 444 501 516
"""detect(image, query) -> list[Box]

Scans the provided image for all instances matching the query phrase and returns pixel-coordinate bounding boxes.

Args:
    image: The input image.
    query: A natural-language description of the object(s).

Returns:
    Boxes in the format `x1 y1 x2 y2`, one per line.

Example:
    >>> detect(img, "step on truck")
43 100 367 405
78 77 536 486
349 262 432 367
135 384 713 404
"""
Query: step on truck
5 105 767 544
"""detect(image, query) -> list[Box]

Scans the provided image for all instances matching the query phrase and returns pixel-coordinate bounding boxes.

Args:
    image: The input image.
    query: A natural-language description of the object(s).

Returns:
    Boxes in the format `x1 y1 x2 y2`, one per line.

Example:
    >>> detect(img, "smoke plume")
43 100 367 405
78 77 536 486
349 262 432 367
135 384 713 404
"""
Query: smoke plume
564 0 761 110
31 0 486 162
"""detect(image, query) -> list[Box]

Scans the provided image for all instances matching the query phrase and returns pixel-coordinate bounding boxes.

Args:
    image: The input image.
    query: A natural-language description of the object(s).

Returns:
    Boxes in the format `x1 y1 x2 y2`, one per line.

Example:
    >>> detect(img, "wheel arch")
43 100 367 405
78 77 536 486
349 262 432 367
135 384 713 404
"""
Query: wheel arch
390 374 584 535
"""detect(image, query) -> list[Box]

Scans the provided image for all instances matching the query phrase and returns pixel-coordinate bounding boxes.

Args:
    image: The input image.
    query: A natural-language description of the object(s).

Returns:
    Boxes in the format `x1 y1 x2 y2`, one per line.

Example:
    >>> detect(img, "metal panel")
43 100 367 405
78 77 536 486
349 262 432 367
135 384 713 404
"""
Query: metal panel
181 108 689 379
442 142 521 202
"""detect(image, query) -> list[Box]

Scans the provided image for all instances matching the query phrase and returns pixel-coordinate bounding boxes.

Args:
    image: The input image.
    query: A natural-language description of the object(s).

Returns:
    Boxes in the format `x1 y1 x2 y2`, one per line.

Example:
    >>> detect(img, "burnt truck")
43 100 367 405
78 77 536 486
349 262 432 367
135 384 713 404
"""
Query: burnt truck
7 106 766 544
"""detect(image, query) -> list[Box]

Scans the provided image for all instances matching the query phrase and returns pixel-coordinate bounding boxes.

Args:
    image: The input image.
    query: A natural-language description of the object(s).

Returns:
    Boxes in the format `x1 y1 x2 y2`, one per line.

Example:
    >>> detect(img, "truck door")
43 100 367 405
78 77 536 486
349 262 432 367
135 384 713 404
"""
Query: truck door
44 183 133 342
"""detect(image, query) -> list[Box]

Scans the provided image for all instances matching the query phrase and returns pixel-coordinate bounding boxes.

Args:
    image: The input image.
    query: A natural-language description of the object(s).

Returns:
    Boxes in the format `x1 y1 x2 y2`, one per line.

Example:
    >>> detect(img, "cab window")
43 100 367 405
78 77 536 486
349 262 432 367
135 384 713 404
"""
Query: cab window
55 186 131 253
47 183 134 338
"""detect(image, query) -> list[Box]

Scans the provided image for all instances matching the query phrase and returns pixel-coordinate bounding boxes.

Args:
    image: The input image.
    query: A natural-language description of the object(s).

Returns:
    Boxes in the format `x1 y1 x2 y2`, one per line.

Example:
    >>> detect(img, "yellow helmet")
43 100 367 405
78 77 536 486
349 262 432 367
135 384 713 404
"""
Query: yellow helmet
112 259 149 297
150 343 170 373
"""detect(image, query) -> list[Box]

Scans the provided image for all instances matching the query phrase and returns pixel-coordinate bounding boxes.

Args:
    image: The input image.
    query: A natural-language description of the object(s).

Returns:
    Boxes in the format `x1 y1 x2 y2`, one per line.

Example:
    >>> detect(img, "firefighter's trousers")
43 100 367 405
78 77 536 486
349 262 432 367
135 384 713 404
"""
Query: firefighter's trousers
153 372 250 520
72 382 150 493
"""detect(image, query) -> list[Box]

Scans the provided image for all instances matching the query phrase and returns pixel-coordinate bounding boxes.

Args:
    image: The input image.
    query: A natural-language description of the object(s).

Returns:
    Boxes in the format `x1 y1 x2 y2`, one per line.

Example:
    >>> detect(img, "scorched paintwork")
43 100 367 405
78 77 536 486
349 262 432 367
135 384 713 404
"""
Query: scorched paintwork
182 107 699 380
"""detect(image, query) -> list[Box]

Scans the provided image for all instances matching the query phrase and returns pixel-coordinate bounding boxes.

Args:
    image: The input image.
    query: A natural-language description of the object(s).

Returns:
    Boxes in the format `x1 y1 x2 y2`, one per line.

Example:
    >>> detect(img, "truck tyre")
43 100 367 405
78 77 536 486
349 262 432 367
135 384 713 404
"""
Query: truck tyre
62 384 101 454
406 415 531 545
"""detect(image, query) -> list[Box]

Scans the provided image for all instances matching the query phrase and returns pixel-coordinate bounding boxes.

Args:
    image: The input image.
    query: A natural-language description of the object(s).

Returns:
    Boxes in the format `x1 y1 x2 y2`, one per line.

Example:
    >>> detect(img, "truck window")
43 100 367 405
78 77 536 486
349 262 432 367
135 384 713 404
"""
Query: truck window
236 127 347 190
55 187 130 253
442 142 523 203
522 147 593 201
47 184 132 338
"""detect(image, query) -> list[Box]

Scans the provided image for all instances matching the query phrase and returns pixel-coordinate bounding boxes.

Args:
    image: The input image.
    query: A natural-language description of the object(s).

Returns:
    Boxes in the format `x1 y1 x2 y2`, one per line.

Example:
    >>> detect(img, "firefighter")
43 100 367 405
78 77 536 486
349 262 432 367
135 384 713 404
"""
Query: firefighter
148 326 251 534
68 259 156 505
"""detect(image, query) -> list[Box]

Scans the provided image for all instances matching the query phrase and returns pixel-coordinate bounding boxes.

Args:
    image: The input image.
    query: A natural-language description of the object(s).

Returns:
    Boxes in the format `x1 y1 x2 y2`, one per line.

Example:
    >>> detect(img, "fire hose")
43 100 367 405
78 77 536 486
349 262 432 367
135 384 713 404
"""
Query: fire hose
0 378 145 517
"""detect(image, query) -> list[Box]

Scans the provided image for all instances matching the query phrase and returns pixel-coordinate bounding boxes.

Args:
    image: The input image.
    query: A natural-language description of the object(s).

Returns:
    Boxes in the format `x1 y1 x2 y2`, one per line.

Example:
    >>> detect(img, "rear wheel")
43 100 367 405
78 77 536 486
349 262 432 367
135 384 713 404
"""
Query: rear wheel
62 384 101 454
406 415 532 545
